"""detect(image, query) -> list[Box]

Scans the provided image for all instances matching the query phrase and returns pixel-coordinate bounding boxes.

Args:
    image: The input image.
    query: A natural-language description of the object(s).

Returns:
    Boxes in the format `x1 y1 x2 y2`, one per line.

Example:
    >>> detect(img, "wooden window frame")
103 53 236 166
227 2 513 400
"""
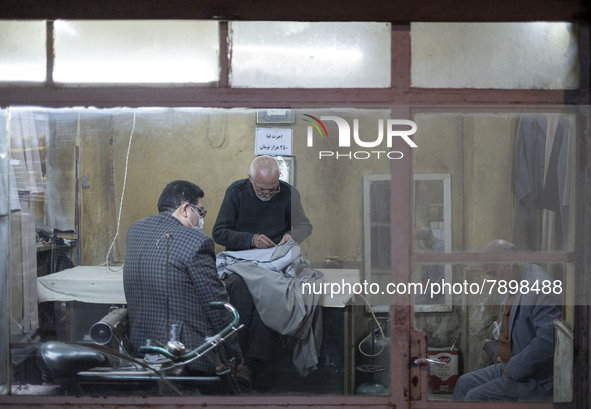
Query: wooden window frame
0 7 589 408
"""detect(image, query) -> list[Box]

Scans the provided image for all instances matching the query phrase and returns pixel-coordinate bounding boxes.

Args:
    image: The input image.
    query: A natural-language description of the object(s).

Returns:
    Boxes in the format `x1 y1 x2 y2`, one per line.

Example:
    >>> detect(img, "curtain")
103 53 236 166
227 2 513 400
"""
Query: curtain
511 114 572 253
0 110 22 389
6 108 49 340
44 112 77 232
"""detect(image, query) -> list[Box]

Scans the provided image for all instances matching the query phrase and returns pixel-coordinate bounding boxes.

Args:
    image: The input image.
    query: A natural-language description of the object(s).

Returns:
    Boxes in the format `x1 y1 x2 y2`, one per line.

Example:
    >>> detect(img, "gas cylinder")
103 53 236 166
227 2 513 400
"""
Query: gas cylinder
355 317 390 394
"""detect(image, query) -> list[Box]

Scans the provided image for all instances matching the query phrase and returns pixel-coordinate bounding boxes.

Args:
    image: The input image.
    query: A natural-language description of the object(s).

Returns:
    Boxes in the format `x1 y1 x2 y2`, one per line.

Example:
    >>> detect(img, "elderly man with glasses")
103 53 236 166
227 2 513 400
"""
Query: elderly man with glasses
212 155 313 389
213 155 312 251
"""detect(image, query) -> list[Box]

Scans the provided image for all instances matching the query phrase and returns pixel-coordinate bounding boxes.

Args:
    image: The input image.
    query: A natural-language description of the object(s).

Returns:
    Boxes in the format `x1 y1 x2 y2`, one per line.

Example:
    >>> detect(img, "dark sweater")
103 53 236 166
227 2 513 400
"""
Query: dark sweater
212 178 312 251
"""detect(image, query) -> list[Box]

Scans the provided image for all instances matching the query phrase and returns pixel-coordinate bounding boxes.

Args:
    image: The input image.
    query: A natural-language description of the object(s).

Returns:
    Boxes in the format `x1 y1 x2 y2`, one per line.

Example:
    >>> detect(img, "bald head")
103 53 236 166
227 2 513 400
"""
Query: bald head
484 239 518 254
483 239 520 280
415 226 435 249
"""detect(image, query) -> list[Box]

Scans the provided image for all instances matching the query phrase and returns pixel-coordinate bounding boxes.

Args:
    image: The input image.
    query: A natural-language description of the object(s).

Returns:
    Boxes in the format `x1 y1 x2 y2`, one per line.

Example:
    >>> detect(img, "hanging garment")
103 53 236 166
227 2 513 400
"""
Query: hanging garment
217 241 324 376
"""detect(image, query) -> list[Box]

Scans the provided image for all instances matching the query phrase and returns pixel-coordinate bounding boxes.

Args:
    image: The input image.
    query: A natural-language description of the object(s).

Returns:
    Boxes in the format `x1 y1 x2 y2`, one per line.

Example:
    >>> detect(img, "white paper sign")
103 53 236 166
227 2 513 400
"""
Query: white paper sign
255 128 293 156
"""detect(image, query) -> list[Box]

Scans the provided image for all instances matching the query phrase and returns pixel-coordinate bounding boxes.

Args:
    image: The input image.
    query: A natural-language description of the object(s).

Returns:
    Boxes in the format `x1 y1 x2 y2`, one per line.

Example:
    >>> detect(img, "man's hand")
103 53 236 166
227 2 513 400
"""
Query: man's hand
278 233 293 245
503 366 511 379
252 234 275 249
235 359 244 373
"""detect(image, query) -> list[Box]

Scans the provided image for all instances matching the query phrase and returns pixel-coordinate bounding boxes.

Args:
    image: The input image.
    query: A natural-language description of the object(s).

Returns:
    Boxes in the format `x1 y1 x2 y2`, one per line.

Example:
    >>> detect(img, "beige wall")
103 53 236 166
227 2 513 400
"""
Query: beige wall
79 108 392 267
413 113 515 252
80 113 117 264
78 108 531 265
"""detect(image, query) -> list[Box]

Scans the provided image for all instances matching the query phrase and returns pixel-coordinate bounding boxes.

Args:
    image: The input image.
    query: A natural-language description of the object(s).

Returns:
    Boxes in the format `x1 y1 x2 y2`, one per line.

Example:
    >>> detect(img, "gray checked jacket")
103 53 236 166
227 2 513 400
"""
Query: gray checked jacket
123 212 242 374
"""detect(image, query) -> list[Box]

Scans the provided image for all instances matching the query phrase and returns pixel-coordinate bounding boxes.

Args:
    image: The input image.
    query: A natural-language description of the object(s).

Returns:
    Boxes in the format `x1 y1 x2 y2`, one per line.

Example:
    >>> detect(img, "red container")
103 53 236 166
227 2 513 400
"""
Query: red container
428 348 459 394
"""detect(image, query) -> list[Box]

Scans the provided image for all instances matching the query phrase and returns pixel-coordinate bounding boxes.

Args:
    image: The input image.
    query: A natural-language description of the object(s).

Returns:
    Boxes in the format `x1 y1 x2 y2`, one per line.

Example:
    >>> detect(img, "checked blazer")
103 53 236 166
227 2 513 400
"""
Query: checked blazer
123 212 242 374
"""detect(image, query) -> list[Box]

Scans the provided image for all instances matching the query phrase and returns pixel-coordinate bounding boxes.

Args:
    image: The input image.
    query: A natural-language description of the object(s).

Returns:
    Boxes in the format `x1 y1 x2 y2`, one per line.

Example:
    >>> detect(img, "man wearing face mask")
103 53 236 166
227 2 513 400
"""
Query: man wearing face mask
212 156 313 389
123 180 243 378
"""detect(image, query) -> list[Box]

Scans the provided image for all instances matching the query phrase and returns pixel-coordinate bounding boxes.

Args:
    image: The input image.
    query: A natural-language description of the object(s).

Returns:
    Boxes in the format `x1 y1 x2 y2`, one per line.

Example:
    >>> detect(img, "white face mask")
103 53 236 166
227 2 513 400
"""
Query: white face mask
186 206 204 230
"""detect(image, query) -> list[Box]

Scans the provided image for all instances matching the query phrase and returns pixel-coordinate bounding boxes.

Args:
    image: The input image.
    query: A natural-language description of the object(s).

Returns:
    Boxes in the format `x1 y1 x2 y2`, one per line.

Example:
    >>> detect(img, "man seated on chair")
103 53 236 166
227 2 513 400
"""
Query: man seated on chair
452 239 561 402
124 180 243 378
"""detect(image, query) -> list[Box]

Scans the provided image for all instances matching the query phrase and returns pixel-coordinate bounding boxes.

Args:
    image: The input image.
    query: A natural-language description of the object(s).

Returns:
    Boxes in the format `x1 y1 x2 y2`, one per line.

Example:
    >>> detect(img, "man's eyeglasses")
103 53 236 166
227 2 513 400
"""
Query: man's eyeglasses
189 204 207 217
251 182 280 196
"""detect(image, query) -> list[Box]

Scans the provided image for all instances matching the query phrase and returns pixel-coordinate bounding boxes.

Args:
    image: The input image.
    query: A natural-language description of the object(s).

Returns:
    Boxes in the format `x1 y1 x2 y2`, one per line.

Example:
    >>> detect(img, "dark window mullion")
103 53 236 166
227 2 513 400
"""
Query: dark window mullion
218 21 230 88
46 20 54 86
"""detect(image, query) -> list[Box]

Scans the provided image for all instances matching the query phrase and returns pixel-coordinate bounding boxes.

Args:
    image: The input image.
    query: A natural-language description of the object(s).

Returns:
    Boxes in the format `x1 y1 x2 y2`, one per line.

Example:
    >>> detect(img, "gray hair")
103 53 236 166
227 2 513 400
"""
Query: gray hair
249 155 279 176
485 239 519 254
415 226 434 241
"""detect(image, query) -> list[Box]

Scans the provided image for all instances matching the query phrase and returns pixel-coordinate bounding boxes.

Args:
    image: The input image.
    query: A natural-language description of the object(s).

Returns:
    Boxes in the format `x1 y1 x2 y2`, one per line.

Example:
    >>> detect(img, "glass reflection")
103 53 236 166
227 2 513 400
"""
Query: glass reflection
412 110 576 403
2 107 393 397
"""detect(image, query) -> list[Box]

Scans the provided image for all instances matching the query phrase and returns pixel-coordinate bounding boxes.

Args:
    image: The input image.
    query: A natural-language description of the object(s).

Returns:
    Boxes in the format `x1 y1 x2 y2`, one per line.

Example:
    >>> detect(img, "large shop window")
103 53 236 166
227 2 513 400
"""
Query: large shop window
0 107 395 398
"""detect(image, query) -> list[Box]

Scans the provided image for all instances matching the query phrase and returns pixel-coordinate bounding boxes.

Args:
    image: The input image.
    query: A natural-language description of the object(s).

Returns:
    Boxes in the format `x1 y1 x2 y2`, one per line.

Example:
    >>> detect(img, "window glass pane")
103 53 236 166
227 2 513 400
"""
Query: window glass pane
413 261 572 402
408 107 580 403
413 110 577 253
0 21 46 82
54 21 219 84
230 22 391 88
2 105 583 403
2 106 393 398
0 110 11 394
411 23 579 89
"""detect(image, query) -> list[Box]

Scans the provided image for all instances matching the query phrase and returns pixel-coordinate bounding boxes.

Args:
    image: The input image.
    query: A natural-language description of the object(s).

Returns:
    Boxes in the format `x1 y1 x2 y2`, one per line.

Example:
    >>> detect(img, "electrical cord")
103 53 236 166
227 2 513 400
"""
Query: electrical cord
357 293 387 358
106 111 136 271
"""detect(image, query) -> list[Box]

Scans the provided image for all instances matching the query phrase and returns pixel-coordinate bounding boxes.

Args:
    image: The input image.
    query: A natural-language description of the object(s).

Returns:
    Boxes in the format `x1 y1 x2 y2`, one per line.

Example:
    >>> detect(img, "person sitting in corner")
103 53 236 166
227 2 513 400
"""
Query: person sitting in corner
212 155 313 389
123 180 243 378
452 239 561 402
